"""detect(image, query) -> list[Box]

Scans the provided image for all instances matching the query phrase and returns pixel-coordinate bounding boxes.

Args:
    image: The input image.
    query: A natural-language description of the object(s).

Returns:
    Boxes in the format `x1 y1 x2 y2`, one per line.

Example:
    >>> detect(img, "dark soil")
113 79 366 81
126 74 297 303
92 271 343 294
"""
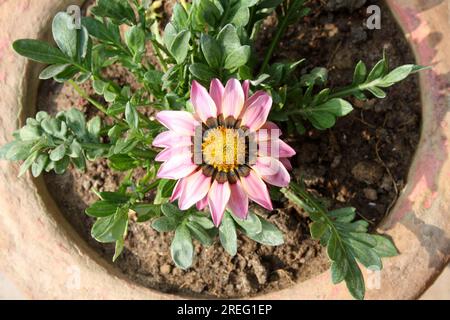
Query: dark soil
37 0 421 298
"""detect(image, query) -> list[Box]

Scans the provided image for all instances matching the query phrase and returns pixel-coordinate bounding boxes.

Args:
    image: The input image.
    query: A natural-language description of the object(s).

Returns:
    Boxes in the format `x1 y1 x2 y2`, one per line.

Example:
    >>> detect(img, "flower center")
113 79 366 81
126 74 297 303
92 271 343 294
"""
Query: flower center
202 126 245 172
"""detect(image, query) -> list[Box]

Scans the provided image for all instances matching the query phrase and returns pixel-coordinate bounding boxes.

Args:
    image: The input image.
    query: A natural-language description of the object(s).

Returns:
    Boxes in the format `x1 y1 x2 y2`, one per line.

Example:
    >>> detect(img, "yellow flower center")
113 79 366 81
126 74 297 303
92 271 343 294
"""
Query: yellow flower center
202 126 245 172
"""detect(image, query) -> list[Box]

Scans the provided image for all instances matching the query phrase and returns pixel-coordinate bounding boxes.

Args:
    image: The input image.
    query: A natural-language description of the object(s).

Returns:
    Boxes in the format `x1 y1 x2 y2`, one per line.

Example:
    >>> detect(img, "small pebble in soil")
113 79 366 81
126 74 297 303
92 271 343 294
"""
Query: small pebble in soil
363 188 378 201
351 161 385 184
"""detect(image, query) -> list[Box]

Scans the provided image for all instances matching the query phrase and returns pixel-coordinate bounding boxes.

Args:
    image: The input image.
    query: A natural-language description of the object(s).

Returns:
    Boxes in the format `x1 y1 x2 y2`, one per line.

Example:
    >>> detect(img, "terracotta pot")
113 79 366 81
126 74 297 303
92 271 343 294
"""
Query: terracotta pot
0 0 448 299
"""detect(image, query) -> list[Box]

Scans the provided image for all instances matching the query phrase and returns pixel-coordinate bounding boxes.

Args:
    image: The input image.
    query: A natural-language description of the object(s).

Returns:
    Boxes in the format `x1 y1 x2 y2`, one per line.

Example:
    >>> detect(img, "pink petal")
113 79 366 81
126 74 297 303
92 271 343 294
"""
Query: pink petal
258 138 296 158
244 90 265 108
156 111 199 135
210 78 224 115
242 80 250 100
152 131 192 148
208 181 231 227
280 158 293 171
240 170 273 211
171 178 186 202
254 156 290 187
257 121 281 142
178 170 212 210
157 154 197 180
279 140 296 158
155 146 192 162
222 78 245 119
191 80 217 123
240 93 272 131
227 180 249 219
196 196 208 210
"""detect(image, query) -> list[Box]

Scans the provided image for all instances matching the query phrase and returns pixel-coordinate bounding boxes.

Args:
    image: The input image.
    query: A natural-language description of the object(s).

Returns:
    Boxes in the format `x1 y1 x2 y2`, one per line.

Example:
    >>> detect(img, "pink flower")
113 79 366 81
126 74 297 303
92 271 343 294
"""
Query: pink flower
153 78 296 227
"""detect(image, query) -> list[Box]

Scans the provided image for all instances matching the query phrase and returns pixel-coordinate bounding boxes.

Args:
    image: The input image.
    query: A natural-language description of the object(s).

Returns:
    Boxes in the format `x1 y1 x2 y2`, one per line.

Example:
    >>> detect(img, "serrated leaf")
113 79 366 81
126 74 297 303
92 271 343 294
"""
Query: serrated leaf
310 221 328 240
371 235 398 257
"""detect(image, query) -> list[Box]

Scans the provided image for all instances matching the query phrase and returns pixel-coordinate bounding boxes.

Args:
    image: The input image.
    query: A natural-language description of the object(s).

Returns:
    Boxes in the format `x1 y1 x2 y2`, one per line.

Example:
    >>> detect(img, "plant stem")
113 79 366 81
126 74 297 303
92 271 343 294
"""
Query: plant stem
67 80 125 125
260 13 289 74
68 80 108 114
151 41 168 72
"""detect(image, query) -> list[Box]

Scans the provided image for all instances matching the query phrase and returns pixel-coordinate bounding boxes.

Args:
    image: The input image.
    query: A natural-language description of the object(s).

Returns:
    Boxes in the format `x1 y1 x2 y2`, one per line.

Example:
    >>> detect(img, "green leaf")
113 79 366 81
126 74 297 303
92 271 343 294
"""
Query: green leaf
113 238 124 262
314 98 353 117
310 221 328 240
200 34 222 69
328 207 356 223
367 86 386 98
352 61 367 85
87 116 101 138
152 216 178 232
52 12 78 58
367 57 388 82
161 203 184 221
91 208 128 243
171 224 194 270
371 235 398 257
18 151 38 177
125 25 145 56
49 144 66 162
331 259 347 284
63 109 87 138
187 221 214 246
345 257 365 300
108 154 137 171
31 153 49 177
91 0 136 25
217 24 241 58
39 64 70 80
219 212 238 256
170 30 191 64
86 200 120 218
82 17 120 44
224 45 251 70
19 125 40 141
230 211 262 236
246 217 284 246
190 214 215 230
98 192 130 204
189 63 216 82
13 39 69 64
68 139 82 158
125 102 139 129
379 64 428 87
163 23 177 51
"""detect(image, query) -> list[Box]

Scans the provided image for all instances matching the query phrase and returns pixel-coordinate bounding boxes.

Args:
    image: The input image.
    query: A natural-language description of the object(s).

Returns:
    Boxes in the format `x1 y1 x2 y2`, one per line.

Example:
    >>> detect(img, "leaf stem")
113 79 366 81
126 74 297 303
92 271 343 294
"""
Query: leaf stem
259 11 289 74
68 80 108 114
